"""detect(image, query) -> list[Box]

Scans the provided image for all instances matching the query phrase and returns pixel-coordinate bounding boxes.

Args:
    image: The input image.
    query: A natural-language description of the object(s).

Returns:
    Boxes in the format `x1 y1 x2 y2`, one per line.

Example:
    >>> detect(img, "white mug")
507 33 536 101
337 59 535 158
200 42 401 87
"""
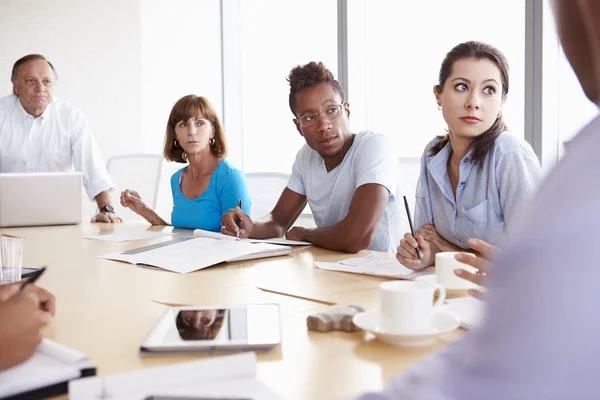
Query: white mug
436 252 477 290
379 280 446 334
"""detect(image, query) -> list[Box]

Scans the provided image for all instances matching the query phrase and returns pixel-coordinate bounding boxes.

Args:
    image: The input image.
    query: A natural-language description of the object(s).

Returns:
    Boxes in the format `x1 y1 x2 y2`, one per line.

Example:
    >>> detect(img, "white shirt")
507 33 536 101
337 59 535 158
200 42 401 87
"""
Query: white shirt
0 94 114 200
356 114 600 399
287 131 406 252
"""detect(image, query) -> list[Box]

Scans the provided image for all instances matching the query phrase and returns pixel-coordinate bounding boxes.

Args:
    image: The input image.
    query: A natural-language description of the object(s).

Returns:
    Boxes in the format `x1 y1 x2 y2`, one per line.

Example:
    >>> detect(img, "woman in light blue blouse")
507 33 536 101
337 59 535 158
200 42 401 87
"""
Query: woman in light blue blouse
120 95 251 231
397 41 541 269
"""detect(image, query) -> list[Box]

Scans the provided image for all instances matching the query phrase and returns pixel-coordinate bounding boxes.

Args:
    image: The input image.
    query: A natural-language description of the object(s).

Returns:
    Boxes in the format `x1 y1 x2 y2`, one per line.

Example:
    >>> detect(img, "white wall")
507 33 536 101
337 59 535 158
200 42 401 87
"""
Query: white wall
0 0 143 163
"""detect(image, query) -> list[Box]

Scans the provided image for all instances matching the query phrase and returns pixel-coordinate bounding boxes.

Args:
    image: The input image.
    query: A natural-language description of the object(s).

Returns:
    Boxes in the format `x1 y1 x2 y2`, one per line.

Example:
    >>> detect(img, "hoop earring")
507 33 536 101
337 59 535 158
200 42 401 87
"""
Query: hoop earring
437 105 442 111
174 139 179 147
209 137 215 145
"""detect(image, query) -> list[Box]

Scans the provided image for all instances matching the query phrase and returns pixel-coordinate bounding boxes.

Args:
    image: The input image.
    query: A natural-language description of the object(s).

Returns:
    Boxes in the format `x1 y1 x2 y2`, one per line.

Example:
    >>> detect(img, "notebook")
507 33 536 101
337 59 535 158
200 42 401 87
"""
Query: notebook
0 338 95 399
193 228 311 246
0 172 82 228
99 237 292 274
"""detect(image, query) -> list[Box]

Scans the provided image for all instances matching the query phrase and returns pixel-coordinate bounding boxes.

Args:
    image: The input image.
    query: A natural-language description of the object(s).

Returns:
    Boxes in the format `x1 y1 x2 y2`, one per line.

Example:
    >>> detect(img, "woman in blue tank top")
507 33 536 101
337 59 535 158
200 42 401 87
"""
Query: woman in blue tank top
120 95 251 231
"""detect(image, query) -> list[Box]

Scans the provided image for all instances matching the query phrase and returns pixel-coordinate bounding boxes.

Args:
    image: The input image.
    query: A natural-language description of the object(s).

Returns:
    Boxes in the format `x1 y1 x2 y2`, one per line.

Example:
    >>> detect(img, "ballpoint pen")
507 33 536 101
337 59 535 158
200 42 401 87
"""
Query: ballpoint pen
403 196 421 260
20 266 47 291
235 199 242 239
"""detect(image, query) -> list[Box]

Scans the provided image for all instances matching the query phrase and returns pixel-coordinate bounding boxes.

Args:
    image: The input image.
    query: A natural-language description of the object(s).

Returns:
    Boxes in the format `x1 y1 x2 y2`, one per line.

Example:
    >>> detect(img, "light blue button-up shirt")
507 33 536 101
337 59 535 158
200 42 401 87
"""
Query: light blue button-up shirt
357 115 600 400
414 132 542 248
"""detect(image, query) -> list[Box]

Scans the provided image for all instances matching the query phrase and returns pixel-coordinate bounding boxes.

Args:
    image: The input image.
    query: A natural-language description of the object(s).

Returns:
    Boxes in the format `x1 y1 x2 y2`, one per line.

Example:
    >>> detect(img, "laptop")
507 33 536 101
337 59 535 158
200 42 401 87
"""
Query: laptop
0 172 82 227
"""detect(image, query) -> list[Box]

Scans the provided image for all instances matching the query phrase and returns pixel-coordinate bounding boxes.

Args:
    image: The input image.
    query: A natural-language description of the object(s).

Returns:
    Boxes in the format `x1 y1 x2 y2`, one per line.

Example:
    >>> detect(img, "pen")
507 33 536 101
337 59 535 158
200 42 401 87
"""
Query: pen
403 196 421 260
235 199 242 239
20 266 46 291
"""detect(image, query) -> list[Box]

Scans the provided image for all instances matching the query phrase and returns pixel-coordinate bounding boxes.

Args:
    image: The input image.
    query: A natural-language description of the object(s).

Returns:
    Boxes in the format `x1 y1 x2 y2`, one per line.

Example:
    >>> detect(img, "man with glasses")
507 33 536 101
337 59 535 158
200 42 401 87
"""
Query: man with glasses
222 61 404 253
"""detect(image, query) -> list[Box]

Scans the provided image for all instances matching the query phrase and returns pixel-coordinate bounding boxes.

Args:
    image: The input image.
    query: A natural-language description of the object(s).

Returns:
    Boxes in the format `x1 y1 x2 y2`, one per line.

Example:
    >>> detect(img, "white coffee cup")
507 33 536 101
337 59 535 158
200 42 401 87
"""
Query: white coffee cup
379 280 446 334
435 252 477 290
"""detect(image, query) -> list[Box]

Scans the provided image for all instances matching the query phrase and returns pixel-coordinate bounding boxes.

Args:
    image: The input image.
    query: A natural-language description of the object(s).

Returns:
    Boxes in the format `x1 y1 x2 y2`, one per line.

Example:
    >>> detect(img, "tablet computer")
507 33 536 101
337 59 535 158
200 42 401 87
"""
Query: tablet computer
140 304 281 353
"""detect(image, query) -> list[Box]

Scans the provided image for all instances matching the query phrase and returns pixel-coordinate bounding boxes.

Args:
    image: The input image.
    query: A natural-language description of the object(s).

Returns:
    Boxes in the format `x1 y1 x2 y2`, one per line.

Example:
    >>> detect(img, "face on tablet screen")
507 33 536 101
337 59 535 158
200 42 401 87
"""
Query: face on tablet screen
175 309 227 341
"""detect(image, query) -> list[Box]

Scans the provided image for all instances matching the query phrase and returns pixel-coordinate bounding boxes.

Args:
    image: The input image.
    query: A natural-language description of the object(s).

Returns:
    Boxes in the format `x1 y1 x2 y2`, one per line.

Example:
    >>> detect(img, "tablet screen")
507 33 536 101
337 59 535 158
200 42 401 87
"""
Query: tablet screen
142 304 281 351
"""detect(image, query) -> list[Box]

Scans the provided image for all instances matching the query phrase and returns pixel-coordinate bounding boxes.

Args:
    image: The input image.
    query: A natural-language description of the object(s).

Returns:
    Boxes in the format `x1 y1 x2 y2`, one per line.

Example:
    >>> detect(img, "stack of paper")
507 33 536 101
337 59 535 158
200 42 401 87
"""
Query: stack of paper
315 252 434 279
69 352 281 400
0 339 93 398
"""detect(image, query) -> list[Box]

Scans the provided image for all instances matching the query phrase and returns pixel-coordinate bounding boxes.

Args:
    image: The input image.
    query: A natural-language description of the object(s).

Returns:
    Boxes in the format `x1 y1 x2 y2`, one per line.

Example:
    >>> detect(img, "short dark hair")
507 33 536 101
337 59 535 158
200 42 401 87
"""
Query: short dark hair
287 61 345 116
429 41 510 163
163 95 227 163
11 54 58 95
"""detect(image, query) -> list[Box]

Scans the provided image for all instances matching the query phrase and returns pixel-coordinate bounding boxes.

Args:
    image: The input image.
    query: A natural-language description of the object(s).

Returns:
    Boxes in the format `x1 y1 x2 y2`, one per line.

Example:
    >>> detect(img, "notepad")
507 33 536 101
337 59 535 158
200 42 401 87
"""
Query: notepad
100 238 292 274
193 228 311 246
315 252 434 279
0 339 94 399
69 352 281 400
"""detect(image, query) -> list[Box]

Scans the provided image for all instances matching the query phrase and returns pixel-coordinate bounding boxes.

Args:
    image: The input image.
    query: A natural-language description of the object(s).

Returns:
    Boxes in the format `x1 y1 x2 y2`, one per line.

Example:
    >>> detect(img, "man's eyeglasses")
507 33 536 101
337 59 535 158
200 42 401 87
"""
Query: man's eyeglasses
297 103 346 128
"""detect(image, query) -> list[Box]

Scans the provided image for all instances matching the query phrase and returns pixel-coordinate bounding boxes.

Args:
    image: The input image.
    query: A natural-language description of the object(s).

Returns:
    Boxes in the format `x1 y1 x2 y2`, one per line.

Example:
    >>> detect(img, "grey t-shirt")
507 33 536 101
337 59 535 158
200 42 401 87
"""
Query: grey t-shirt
287 131 405 252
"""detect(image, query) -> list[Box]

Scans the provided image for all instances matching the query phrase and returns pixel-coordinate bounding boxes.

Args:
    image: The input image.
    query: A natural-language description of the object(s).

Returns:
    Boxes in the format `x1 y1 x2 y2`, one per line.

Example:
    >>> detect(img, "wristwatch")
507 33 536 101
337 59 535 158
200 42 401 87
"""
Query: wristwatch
100 204 115 214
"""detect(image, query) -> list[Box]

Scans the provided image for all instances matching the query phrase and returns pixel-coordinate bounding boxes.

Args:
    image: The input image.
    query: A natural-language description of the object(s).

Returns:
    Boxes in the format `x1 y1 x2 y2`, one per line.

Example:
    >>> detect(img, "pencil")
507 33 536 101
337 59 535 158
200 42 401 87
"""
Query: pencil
402 196 421 260
235 199 242 238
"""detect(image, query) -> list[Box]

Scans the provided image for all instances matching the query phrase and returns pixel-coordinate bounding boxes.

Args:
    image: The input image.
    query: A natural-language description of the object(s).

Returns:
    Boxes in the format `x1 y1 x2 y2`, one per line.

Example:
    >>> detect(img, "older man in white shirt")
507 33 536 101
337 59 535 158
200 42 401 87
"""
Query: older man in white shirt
0 54 120 223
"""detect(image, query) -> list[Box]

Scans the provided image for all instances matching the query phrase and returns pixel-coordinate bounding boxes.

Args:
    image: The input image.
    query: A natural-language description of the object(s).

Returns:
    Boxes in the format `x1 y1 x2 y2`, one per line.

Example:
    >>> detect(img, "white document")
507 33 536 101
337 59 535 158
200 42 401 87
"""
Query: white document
69 352 281 400
315 252 425 279
193 228 311 246
443 296 486 329
100 238 288 274
85 231 178 242
0 339 91 398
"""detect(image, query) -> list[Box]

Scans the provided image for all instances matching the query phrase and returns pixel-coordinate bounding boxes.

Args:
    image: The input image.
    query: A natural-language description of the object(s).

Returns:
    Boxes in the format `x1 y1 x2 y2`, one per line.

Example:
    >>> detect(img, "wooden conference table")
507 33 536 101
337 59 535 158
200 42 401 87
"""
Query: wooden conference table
0 222 464 400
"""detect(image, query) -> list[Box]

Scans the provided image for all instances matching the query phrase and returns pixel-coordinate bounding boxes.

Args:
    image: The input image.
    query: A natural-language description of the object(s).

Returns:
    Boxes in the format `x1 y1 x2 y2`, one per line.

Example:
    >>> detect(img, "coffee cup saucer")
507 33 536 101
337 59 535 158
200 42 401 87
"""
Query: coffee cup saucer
352 310 460 347
416 275 471 298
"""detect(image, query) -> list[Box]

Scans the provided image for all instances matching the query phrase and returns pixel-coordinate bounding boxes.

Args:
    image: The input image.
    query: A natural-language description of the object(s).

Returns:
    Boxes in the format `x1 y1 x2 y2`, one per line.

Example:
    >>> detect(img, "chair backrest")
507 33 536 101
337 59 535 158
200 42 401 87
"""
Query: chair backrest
244 172 290 220
106 154 164 222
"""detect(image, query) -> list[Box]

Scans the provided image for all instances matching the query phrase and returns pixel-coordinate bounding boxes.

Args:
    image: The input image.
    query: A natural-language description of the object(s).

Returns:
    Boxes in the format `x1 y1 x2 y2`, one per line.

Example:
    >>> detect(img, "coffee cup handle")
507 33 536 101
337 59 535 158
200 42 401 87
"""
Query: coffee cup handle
432 284 446 309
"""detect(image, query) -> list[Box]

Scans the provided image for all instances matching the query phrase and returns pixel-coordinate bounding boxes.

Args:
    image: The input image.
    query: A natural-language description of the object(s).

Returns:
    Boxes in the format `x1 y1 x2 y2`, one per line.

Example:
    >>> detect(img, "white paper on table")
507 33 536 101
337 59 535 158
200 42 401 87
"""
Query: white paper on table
443 296 486 329
85 231 178 242
69 352 281 400
99 238 281 273
0 339 91 398
193 228 311 246
315 252 419 278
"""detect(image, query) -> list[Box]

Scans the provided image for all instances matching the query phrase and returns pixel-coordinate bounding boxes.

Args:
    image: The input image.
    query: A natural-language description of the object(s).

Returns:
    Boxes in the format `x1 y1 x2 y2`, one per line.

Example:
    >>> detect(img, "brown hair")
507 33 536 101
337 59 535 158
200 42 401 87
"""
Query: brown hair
163 95 227 163
11 54 58 95
287 61 345 116
175 309 227 341
429 41 509 163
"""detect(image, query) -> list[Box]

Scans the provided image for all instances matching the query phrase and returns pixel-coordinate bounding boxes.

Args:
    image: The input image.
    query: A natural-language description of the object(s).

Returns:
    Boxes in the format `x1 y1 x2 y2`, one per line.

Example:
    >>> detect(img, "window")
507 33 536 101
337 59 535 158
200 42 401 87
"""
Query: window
238 0 338 173
349 0 527 159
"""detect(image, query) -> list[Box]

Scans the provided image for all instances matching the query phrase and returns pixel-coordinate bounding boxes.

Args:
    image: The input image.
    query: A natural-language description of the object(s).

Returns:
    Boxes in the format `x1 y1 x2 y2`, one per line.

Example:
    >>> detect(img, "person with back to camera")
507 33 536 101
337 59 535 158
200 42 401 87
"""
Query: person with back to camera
396 41 542 269
120 95 251 231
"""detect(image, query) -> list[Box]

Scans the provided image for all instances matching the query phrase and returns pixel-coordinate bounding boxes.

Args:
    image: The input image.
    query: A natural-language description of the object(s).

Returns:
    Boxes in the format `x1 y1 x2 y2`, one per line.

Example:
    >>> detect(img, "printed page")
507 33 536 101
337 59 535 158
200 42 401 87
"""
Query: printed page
194 229 311 246
315 252 415 278
100 238 272 273
70 352 281 400
0 339 90 398
85 231 178 242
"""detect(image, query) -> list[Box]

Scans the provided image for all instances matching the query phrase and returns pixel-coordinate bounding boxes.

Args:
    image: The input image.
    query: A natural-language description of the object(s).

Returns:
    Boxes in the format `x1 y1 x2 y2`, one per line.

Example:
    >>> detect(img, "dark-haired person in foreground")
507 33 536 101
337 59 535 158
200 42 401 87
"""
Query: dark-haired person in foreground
222 62 405 253
357 0 600 398
397 41 541 268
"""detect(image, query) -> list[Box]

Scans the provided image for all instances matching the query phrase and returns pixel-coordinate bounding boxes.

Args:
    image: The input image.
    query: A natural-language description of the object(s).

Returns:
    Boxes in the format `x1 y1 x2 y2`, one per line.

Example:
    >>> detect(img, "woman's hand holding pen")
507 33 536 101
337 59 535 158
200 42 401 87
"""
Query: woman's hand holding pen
396 233 439 270
221 206 253 238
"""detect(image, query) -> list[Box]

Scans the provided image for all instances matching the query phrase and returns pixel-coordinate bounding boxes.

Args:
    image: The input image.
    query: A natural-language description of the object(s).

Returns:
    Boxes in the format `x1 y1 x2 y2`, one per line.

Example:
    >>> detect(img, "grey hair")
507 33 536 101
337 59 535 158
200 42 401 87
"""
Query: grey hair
11 54 58 95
